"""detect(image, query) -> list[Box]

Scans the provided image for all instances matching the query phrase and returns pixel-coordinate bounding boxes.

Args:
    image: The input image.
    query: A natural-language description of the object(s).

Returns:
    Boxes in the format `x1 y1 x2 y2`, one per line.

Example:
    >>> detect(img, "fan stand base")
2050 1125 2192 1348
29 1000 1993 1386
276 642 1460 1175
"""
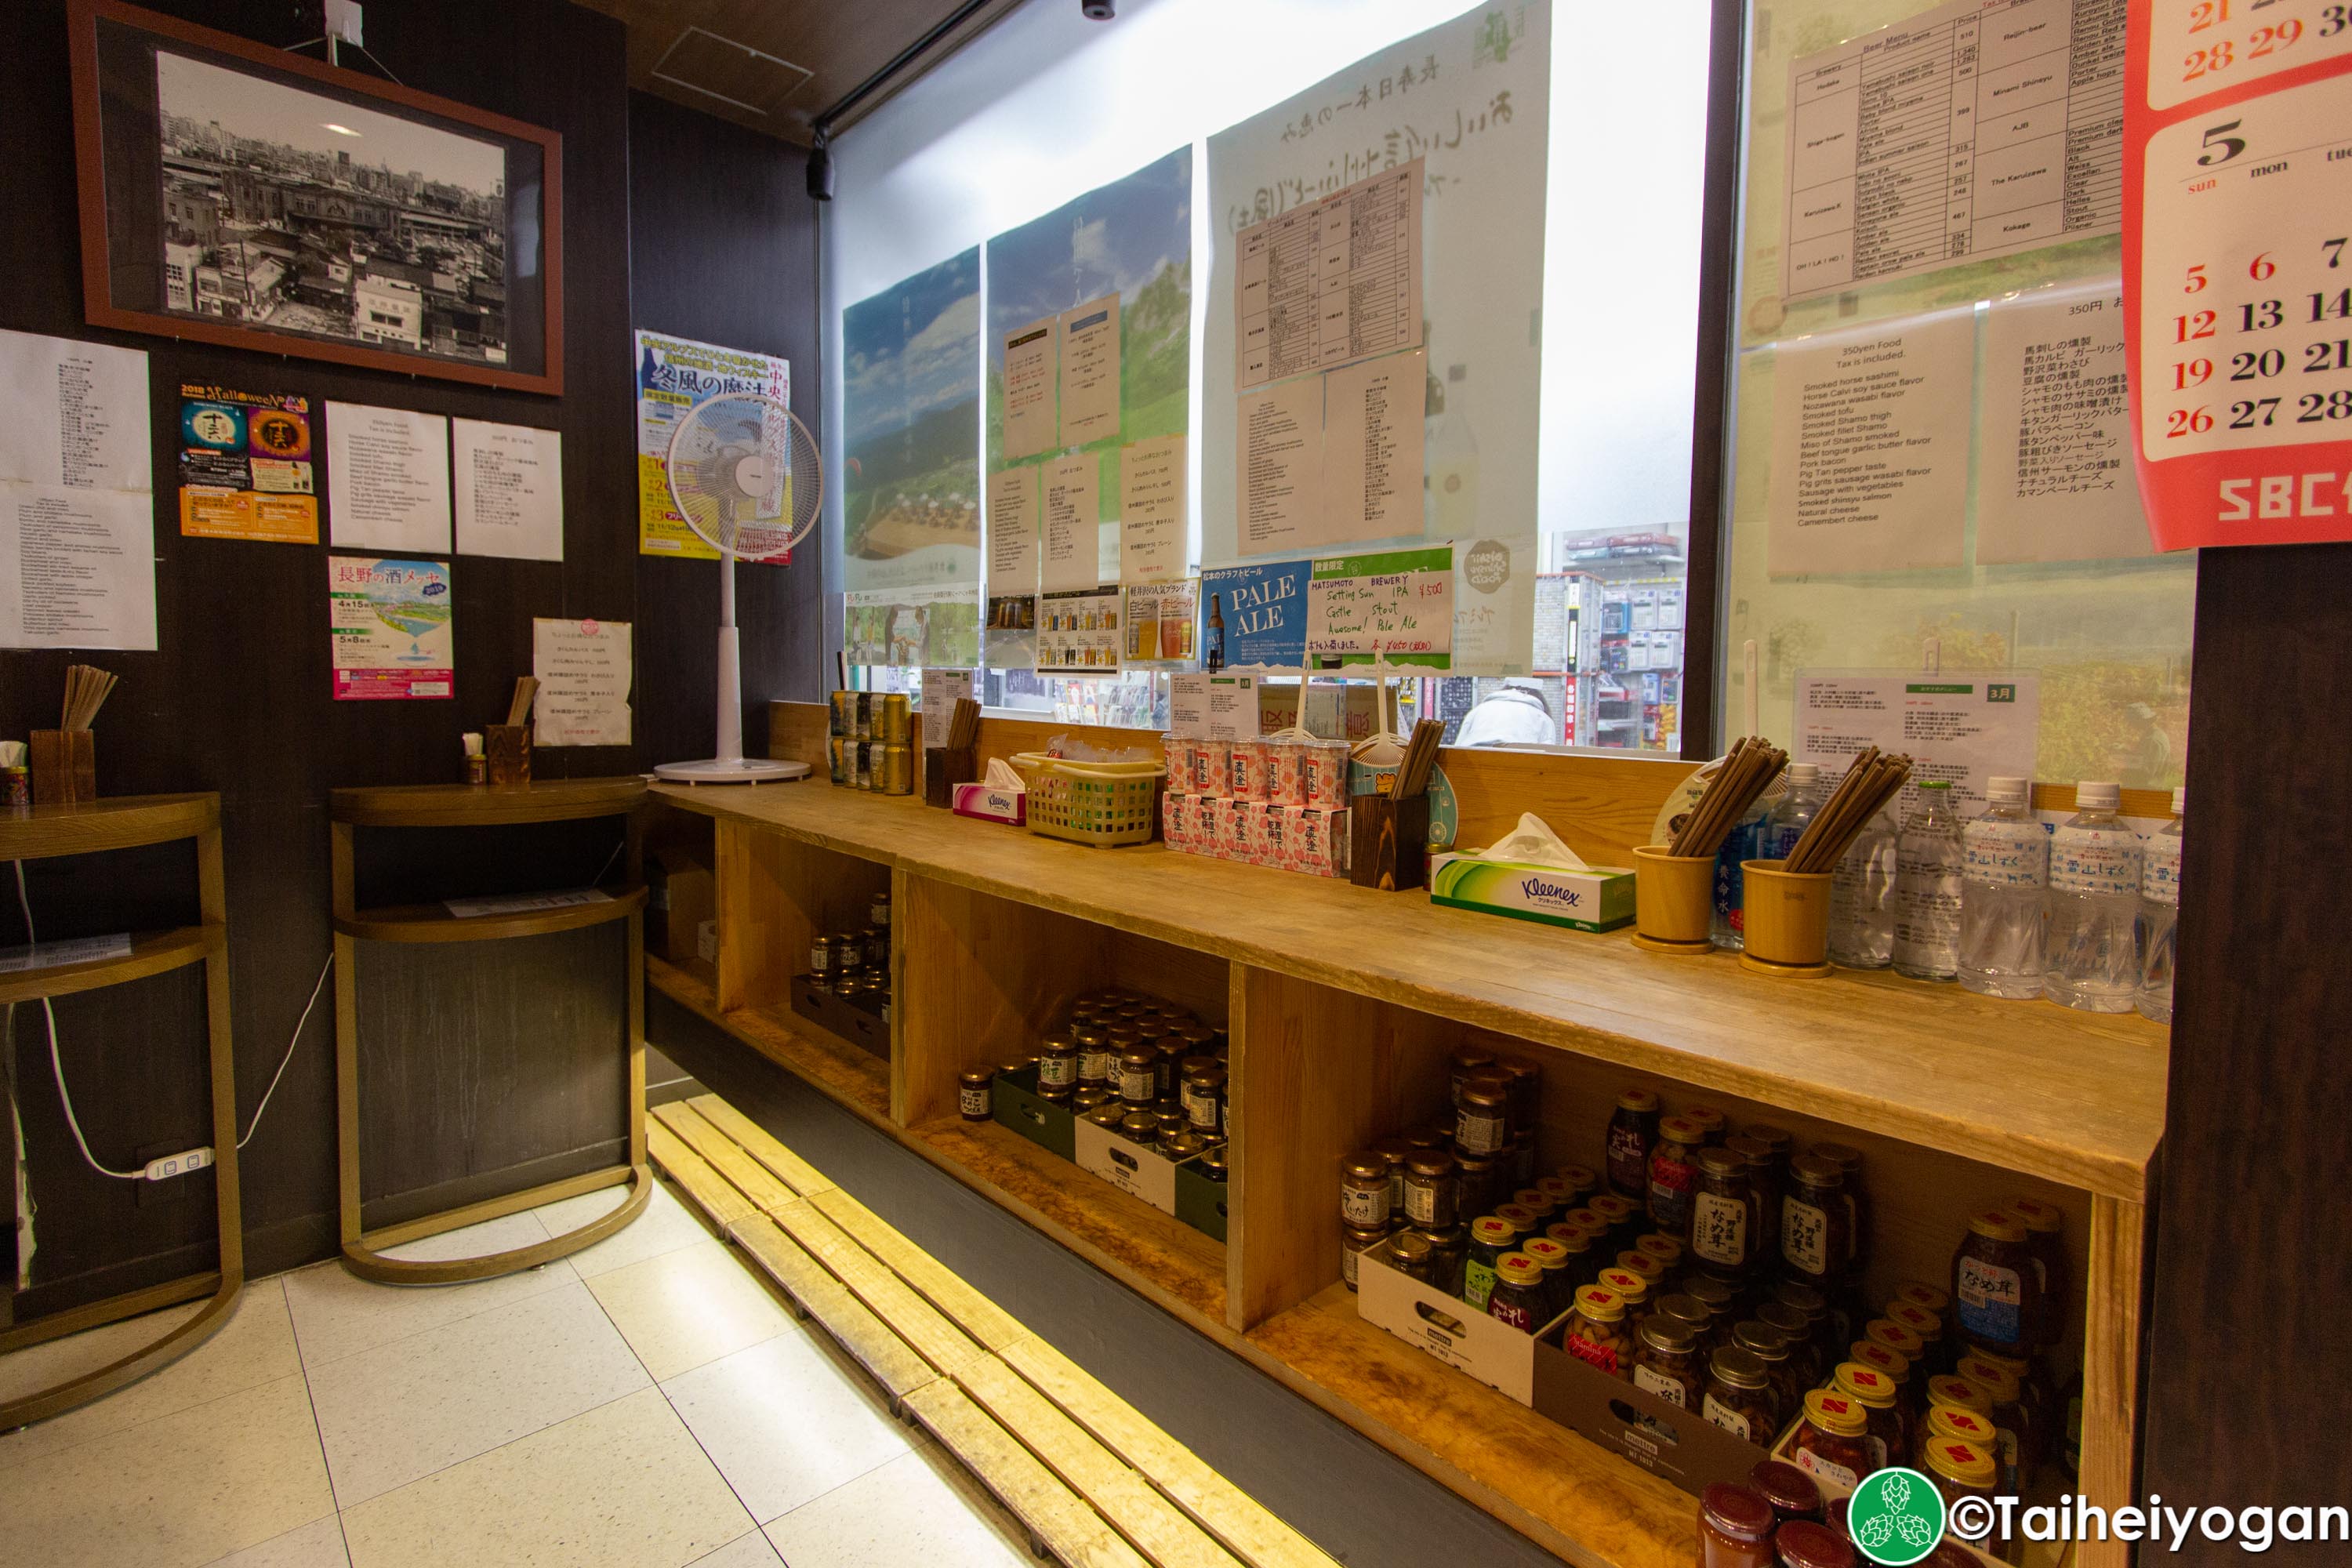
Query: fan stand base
654 757 809 784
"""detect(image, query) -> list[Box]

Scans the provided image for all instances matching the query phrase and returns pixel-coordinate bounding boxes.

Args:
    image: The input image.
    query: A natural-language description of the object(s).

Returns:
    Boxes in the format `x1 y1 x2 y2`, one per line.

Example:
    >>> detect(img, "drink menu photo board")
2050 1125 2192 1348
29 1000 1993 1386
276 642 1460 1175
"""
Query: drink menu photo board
2125 1 2352 548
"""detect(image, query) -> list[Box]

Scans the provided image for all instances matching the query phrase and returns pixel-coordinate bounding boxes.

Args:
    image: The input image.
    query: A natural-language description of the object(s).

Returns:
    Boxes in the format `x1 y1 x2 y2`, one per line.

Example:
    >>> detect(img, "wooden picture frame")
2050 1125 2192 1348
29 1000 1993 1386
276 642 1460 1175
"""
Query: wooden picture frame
67 0 564 395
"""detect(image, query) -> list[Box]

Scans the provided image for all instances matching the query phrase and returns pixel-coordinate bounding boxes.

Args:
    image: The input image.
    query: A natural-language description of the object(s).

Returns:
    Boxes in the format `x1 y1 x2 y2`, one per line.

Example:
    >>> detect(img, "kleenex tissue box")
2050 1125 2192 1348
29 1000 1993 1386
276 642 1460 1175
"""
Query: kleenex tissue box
1427 855 1635 933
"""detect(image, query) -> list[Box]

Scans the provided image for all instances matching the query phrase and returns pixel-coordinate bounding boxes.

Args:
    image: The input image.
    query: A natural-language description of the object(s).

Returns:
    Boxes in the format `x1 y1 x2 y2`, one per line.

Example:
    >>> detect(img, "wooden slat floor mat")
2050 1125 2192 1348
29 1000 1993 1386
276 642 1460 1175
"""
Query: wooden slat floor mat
651 1097 1338 1568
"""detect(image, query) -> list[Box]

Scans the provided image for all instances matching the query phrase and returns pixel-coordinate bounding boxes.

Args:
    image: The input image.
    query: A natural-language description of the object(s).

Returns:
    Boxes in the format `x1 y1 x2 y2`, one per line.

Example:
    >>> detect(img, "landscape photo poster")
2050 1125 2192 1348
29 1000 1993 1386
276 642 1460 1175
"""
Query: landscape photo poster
840 248 982 597
71 0 561 393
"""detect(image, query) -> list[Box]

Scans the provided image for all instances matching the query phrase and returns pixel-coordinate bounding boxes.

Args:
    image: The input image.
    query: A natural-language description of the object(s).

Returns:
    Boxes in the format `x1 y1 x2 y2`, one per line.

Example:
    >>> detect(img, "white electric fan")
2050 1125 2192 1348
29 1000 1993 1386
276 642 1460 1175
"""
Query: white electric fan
655 390 822 784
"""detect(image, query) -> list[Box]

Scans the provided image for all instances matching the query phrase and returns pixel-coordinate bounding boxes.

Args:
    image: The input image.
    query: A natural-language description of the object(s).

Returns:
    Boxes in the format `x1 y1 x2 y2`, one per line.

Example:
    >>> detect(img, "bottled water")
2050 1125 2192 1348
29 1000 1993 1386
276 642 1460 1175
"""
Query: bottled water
1829 810 1897 969
2044 781 2144 1013
2136 787 2186 1023
1711 800 1769 952
1958 775 2048 999
1893 780 1963 981
1765 764 1827 862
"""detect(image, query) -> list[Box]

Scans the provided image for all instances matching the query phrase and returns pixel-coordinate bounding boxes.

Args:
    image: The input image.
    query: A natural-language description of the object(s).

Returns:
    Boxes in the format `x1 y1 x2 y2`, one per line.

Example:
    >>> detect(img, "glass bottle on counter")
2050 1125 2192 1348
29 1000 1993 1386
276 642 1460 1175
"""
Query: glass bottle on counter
1958 775 2048 998
1829 808 1898 969
2137 786 2186 1023
2043 780 2144 1012
1893 780 1964 981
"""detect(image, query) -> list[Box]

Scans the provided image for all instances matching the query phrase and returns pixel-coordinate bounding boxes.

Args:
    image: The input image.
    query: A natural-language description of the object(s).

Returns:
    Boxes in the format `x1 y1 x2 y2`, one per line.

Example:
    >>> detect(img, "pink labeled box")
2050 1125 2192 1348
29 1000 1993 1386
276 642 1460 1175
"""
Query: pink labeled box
1264 742 1306 808
1228 739 1269 802
1290 806 1350 877
1254 801 1289 867
1196 739 1232 799
1161 791 1192 851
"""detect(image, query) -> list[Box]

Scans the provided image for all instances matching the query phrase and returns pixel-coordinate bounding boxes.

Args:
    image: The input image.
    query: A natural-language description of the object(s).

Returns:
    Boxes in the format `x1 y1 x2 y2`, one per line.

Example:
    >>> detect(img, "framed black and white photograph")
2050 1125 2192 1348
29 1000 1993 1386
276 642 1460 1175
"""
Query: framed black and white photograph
69 0 564 394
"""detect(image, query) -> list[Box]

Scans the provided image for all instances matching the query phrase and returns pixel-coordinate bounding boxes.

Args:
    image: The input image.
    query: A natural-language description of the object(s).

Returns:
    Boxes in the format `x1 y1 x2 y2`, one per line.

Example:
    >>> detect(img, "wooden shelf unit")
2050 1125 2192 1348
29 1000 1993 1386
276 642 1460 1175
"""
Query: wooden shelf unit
328 779 655 1284
650 771 2165 1568
0 793 241 1429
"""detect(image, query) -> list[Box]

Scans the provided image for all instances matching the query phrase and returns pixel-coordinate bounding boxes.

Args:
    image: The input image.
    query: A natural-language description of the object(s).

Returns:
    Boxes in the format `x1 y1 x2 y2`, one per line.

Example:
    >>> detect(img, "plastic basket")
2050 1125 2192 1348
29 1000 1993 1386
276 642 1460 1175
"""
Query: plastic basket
1011 753 1165 848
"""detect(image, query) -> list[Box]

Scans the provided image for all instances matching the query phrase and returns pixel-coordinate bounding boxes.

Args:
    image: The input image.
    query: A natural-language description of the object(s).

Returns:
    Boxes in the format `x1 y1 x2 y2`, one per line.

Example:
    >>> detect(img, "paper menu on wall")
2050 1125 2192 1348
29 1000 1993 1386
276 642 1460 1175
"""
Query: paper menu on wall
328 403 452 554
985 464 1041 593
1041 452 1102 591
532 618 631 746
1168 672 1258 740
1058 295 1121 448
1238 377 1324 556
1001 318 1058 461
1794 670 2040 813
1782 0 2124 302
1 485 157 651
1322 349 1425 546
1766 310 1975 575
1306 546 1452 667
1977 283 2150 564
456 419 564 561
0 330 150 492
1235 161 1423 390
1119 434 1185 583
920 669 975 747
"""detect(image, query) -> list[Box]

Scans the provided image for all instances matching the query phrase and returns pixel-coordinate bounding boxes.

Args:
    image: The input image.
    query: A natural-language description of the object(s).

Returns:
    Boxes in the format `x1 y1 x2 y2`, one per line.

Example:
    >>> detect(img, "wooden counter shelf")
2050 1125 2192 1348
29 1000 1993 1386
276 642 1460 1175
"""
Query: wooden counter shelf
0 793 241 1430
649 765 2161 1568
329 779 652 1285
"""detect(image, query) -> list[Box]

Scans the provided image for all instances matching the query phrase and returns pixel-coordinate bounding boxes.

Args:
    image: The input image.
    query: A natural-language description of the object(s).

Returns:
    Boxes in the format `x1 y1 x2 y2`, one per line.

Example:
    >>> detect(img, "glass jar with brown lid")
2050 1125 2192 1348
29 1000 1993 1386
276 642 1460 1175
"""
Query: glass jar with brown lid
1606 1087 1661 1198
1725 1133 1783 1254
1372 1136 1414 1214
1748 1459 1824 1526
1197 1145 1228 1183
1449 1046 1497 1106
1632 1314 1704 1410
1083 1102 1127 1132
1486 1253 1548 1331
1563 1285 1632 1378
1810 1142 1868 1277
1773 1519 1857 1568
1952 1207 2038 1358
1339 1223 1387 1293
1415 1223 1468 1298
1759 1301 1825 1391
1831 1360 1911 1470
1116 1048 1157 1107
1119 1111 1160 1144
1074 1029 1115 1089
1037 1036 1080 1095
1654 1290 1715 1347
957 1069 993 1121
1454 1152 1504 1220
1149 1037 1187 1100
1387 1229 1436 1285
1702 1345 1779 1443
1402 1152 1458 1229
1692 1145 1762 1274
1646 1114 1707 1236
1341 1154 1391 1229
1791 1387 1875 1491
2004 1196 2070 1348
1780 1155 1849 1288
1697 1482 1775 1568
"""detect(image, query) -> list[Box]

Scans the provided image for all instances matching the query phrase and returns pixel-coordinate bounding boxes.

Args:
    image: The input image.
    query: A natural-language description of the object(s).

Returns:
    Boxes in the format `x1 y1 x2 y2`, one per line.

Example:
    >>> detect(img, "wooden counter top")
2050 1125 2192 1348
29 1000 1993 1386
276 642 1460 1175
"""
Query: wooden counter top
652 780 2167 1199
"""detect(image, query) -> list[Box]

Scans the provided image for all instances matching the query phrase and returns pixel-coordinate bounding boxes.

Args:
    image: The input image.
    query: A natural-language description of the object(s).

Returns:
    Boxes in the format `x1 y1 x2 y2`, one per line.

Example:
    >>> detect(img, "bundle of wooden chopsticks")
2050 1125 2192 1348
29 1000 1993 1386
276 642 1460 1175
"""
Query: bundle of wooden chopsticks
1396 718 1443 797
505 677 539 727
946 695 982 752
1781 746 1914 874
1667 735 1787 857
63 664 118 731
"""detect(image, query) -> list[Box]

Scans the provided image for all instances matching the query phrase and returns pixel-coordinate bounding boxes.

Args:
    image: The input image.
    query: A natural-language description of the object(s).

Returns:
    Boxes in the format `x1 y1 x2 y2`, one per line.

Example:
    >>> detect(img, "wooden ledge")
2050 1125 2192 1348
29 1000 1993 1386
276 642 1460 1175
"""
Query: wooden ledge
0 924 219 1004
331 775 648 828
0 793 218 859
335 885 645 944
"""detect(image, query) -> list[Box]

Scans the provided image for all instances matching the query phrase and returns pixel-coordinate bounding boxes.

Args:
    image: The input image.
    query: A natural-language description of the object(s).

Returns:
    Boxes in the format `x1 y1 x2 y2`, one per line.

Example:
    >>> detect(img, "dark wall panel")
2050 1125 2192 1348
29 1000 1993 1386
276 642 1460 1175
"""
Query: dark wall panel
629 89 826 771
2142 541 2352 1554
0 0 637 1305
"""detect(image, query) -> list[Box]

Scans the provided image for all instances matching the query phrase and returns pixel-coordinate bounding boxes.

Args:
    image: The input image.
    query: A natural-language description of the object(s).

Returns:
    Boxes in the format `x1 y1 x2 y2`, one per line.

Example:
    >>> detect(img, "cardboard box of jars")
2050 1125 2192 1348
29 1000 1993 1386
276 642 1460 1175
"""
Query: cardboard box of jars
990 1069 1228 1243
1356 1238 1777 1496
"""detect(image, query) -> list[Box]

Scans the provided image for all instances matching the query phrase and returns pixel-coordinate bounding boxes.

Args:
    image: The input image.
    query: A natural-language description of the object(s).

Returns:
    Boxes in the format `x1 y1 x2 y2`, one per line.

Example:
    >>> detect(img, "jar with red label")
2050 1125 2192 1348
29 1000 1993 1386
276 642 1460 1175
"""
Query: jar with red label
1646 1114 1706 1236
1780 1155 1849 1289
1697 1482 1776 1568
1922 1437 2009 1560
1524 1236 1577 1323
1486 1253 1548 1332
1563 1284 1631 1378
1702 1345 1778 1443
1864 1319 1929 1396
1691 1145 1761 1275
1635 1231 1686 1272
1926 1403 2004 1465
1883 1299 1951 1375
1632 1314 1703 1410
1555 1163 1599 1203
1594 1264 1652 1344
1684 1104 1727 1142
1774 1520 1857 1568
1791 1387 1875 1492
1612 1249 1668 1306
1512 1185 1560 1226
1845 1341 1915 1418
1588 1192 1640 1247
1810 1142 1869 1279
1955 1352 2034 1494
1831 1361 1911 1470
1606 1087 1660 1197
2005 1196 2071 1348
1749 1459 1824 1526
1951 1207 2038 1357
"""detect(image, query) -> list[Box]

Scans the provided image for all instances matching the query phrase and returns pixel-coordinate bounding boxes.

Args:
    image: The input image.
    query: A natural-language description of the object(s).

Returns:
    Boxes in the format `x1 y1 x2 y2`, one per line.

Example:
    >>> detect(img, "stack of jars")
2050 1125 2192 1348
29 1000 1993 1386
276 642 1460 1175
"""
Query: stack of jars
1697 1465 1984 1568
807 891 895 1015
1338 1047 1548 1296
961 986 1230 1173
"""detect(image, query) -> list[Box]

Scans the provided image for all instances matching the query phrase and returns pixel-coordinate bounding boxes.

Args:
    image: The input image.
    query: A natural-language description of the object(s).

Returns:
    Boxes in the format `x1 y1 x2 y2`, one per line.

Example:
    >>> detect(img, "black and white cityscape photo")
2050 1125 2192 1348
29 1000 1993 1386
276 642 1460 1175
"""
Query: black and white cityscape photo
154 50 512 365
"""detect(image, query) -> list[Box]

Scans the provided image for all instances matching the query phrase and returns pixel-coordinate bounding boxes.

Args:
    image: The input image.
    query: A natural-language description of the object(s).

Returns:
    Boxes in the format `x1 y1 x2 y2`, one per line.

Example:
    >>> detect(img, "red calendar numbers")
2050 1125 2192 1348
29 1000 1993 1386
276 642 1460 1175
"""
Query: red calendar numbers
2149 0 2352 110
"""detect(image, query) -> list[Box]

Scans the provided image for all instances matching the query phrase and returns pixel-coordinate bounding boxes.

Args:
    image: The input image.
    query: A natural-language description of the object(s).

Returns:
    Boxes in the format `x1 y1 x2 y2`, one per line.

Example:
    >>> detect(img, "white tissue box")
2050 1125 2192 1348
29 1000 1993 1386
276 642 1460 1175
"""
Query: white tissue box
1427 855 1635 933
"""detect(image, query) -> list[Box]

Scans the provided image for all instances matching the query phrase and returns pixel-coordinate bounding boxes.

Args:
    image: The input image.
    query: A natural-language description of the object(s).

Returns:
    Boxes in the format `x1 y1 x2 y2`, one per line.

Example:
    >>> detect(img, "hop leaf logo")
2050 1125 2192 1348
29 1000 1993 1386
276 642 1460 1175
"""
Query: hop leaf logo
1848 1466 1948 1566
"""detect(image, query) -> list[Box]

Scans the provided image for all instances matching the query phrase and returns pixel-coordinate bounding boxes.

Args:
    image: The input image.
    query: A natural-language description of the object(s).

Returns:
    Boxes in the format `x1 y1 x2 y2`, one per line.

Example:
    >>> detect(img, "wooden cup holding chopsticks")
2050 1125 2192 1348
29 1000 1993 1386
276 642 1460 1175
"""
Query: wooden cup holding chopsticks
487 678 536 786
1737 858 1835 976
34 663 119 804
1632 845 1718 953
924 696 982 808
1350 718 1442 891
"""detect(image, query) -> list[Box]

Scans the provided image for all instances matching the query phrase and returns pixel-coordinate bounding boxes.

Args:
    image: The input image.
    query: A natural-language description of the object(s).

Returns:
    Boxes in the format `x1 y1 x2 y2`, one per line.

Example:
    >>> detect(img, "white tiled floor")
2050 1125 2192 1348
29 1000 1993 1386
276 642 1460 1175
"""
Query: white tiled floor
0 1178 1034 1568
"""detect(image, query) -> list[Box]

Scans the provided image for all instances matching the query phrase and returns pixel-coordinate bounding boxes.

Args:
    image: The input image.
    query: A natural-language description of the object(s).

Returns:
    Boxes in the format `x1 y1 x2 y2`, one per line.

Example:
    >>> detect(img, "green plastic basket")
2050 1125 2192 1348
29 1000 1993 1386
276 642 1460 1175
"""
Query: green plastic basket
1011 753 1165 848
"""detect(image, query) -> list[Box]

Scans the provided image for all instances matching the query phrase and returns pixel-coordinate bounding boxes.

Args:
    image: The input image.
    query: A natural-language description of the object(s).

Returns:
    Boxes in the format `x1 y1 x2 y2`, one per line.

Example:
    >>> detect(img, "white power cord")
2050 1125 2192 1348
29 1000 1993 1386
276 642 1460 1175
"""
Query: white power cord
9 860 325 1180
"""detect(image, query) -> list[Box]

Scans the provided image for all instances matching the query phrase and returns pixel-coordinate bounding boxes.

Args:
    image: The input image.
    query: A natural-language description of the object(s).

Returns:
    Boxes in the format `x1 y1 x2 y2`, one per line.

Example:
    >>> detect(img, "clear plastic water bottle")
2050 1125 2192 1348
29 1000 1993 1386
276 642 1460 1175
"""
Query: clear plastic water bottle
1958 775 2048 999
1829 809 1897 969
2044 780 2144 1013
1893 780 1963 981
1711 799 1770 952
2136 786 2185 1023
1765 763 1827 861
